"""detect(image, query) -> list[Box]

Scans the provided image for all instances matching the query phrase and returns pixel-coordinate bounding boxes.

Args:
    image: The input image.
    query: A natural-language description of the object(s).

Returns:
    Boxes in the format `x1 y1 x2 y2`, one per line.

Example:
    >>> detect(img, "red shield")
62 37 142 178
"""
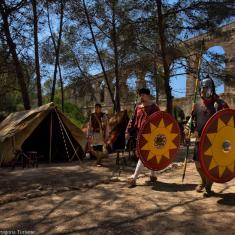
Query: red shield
199 108 235 183
137 111 181 171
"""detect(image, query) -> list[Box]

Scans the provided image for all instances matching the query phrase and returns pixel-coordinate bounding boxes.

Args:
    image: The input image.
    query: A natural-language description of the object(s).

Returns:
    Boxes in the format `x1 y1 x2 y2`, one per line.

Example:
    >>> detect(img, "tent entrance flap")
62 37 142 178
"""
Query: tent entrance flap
21 110 84 162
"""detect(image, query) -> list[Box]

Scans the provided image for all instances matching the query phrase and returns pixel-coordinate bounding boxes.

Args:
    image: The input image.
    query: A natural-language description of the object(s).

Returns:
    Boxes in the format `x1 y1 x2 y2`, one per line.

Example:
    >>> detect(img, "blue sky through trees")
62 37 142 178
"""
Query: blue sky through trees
171 46 225 97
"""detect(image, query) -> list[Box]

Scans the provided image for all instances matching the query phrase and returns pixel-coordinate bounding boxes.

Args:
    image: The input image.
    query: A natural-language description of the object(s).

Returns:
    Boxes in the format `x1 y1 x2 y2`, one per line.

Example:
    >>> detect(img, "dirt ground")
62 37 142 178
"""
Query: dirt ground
0 147 234 235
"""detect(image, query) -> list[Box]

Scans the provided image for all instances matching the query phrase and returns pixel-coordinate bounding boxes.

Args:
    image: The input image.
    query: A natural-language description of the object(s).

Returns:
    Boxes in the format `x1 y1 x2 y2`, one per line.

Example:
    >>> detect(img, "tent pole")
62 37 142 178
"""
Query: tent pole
49 112 52 163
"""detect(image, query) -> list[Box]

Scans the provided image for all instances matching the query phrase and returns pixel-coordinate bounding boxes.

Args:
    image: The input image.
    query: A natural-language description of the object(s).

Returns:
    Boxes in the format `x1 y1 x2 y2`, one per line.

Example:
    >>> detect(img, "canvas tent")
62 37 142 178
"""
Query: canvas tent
0 102 86 165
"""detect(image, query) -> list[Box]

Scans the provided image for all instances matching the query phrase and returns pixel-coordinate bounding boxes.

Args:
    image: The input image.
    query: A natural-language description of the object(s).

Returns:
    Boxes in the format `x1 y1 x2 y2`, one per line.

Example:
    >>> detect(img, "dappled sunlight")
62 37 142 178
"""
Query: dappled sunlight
0 158 234 234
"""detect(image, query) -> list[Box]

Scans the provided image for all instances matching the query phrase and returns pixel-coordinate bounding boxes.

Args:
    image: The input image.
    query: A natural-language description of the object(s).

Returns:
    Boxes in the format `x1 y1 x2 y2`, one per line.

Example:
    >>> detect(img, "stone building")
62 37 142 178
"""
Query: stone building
68 22 235 117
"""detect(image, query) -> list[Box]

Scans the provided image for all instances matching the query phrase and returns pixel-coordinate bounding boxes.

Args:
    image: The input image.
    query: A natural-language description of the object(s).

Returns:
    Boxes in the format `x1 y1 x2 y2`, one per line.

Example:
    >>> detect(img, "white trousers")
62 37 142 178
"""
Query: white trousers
131 159 156 180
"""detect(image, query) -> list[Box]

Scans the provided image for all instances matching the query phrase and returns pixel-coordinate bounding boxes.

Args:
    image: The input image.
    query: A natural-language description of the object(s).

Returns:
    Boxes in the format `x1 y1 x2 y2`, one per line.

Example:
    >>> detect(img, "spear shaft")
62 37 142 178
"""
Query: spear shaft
182 41 204 183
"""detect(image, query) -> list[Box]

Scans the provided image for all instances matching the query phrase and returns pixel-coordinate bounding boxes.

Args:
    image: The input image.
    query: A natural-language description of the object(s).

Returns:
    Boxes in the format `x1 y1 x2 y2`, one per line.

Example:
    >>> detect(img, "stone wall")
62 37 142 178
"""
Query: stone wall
80 93 235 120
72 22 235 119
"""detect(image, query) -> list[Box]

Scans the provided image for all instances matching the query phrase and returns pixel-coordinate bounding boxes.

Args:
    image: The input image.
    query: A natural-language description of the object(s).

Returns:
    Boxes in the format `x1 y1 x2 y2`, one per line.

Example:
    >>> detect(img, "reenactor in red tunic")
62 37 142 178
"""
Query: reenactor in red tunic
125 88 160 187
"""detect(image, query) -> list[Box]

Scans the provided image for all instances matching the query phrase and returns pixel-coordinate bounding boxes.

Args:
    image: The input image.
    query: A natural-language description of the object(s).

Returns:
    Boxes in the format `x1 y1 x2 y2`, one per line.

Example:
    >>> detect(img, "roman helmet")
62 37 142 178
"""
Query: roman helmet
199 76 215 99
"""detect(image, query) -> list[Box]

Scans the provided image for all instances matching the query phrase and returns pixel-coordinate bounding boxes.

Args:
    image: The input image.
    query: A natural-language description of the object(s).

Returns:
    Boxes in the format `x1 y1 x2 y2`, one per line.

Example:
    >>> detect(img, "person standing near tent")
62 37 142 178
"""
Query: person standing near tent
184 77 229 197
87 103 109 165
125 88 160 187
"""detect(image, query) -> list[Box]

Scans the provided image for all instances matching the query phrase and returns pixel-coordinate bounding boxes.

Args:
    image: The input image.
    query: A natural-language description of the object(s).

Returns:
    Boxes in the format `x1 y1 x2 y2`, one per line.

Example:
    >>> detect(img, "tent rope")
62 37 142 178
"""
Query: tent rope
55 109 83 164
55 110 70 161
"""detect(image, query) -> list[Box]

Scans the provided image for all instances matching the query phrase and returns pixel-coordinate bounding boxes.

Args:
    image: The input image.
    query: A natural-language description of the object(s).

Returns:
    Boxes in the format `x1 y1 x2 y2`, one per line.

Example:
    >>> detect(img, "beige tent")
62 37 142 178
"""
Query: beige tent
0 102 86 165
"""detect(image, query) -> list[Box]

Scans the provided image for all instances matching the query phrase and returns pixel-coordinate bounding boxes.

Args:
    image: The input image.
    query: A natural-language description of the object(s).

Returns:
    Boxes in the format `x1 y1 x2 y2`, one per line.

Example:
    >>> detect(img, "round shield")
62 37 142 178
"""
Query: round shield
199 108 235 183
137 111 181 171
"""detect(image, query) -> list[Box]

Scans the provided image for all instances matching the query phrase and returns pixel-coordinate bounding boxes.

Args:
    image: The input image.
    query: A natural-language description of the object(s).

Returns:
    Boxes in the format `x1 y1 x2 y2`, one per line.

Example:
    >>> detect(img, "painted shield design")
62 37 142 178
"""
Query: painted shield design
137 111 181 171
199 108 235 183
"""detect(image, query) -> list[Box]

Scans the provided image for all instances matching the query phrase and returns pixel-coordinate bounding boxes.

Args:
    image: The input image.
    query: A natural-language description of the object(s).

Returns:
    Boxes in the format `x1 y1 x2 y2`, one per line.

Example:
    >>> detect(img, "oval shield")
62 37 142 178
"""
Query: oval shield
199 108 235 183
137 111 181 171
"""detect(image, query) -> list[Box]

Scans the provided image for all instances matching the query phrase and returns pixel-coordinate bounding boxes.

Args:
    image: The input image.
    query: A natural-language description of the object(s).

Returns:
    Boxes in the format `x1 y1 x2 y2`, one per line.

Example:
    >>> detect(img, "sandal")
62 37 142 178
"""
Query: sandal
128 178 136 187
195 184 205 193
149 176 157 183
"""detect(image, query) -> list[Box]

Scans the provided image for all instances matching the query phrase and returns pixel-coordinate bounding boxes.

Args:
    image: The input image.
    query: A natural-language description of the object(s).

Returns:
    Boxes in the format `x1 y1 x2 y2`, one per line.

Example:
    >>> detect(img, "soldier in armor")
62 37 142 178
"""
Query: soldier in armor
185 76 229 197
87 103 109 165
125 88 160 187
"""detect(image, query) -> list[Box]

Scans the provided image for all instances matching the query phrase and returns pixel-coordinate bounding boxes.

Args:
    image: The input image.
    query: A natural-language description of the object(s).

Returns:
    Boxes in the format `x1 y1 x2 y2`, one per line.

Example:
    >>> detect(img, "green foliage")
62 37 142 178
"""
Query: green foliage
0 91 23 113
54 97 86 128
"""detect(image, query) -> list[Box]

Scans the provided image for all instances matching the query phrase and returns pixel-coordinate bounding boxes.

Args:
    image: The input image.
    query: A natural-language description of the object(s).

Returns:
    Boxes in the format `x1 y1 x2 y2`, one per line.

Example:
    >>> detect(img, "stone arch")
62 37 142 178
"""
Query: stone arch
185 22 235 95
221 40 235 93
81 22 235 111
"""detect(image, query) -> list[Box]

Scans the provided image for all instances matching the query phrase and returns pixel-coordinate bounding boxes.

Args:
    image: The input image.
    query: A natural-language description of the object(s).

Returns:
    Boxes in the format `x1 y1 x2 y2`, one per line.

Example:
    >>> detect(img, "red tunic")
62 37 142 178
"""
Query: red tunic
126 103 160 134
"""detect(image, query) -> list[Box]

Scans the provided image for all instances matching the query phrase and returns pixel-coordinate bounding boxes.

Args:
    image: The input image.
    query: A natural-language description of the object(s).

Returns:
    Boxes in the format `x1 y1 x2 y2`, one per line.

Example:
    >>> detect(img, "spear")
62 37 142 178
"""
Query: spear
182 41 204 183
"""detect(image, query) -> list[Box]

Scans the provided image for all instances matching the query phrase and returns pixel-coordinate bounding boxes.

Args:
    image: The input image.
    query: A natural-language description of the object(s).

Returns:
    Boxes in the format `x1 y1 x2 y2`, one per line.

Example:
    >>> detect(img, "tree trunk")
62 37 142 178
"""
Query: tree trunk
47 0 64 102
0 1 31 110
72 55 98 103
58 63 64 112
111 1 120 112
156 0 172 113
32 0 42 106
82 0 116 111
153 56 159 105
